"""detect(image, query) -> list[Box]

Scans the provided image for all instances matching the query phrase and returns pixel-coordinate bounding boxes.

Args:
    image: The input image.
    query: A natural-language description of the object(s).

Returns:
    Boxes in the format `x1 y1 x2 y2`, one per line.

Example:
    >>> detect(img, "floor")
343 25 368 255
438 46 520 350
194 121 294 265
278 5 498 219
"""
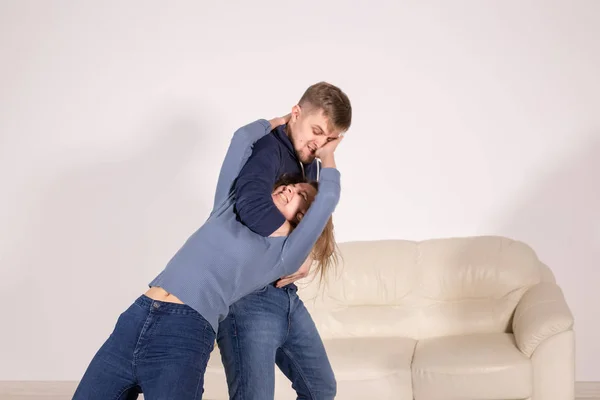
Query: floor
0 381 598 399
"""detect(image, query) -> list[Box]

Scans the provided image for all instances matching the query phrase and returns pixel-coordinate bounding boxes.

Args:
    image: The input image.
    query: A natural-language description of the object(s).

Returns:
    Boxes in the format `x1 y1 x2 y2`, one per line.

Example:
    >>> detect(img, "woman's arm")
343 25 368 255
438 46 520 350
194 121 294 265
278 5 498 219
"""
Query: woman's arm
278 140 342 276
279 167 341 276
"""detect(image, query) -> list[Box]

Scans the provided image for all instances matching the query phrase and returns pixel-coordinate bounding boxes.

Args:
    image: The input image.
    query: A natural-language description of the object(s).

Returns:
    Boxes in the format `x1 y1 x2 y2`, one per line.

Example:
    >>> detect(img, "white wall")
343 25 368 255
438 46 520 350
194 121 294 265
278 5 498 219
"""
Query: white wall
1 0 598 382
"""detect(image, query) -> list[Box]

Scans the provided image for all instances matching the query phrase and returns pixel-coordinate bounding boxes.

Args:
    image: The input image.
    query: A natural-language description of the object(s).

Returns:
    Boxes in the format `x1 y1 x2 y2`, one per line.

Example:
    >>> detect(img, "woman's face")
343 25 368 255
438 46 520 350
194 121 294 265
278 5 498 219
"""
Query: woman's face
272 183 317 224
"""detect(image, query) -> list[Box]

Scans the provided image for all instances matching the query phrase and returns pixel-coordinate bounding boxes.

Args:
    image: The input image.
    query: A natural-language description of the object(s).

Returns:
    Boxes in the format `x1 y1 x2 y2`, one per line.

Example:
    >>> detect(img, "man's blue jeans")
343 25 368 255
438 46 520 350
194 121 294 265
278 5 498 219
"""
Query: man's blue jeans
73 295 215 400
217 284 336 400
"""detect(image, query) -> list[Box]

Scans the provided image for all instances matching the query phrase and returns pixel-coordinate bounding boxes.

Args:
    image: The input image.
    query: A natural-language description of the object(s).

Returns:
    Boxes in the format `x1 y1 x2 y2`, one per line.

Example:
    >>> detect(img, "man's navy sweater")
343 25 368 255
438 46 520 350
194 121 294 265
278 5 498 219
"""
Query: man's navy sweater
234 124 320 236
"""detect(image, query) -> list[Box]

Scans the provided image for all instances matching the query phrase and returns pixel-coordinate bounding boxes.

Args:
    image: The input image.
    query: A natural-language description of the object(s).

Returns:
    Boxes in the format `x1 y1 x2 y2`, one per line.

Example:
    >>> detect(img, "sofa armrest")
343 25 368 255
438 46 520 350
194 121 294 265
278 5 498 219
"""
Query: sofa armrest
512 282 574 357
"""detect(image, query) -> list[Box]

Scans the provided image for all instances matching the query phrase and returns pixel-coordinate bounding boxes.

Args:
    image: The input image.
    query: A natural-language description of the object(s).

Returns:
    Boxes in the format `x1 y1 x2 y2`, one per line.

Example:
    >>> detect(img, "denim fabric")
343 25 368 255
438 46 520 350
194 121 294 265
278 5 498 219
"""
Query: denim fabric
73 295 215 400
217 284 336 400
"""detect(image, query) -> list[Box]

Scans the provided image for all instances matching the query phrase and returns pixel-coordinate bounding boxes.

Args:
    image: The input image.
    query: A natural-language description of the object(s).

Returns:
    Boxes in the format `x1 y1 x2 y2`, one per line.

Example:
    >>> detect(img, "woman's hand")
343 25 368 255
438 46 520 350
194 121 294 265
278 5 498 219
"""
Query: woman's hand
315 134 344 168
269 113 291 130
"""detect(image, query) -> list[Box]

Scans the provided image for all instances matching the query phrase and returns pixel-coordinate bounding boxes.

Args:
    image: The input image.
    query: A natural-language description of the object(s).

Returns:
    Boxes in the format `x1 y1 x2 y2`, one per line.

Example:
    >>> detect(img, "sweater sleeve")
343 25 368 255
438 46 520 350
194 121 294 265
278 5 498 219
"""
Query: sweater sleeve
212 119 272 212
279 168 341 275
233 136 287 236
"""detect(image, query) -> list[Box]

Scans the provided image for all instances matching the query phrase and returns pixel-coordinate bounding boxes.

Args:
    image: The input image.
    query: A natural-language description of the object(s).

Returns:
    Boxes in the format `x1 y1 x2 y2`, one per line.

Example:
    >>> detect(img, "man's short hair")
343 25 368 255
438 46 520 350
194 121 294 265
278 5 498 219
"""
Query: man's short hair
299 82 352 133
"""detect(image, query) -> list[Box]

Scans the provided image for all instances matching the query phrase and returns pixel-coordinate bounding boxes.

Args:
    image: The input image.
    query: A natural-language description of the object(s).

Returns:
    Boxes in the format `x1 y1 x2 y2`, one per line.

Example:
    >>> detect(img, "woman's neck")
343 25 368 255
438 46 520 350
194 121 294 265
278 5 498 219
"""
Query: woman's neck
269 221 293 237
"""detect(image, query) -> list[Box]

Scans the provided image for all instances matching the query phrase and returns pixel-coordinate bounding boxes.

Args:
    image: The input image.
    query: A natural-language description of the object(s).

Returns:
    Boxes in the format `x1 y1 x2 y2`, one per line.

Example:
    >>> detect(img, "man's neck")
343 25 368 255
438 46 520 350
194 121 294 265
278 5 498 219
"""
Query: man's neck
283 124 306 165
283 123 291 138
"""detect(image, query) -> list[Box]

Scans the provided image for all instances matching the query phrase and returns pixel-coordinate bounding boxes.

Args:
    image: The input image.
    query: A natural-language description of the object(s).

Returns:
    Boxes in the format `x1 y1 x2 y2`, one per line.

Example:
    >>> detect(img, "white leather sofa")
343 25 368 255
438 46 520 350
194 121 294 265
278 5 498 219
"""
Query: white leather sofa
204 236 575 399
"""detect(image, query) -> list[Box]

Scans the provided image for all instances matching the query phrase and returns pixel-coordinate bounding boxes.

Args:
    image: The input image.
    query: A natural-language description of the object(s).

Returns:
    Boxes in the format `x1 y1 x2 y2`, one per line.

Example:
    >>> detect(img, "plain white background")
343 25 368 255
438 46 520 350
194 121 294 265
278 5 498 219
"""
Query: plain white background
1 0 598 382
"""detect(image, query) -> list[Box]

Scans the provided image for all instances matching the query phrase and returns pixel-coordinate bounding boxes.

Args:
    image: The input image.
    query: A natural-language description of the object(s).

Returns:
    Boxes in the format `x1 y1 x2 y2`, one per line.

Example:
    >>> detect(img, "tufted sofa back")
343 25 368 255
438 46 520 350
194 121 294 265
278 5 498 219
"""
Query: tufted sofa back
298 236 552 340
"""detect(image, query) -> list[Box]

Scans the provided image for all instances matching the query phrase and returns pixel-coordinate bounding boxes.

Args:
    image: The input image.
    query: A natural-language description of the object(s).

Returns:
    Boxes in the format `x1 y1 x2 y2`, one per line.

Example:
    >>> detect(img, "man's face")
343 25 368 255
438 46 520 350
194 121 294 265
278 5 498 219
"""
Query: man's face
288 105 341 164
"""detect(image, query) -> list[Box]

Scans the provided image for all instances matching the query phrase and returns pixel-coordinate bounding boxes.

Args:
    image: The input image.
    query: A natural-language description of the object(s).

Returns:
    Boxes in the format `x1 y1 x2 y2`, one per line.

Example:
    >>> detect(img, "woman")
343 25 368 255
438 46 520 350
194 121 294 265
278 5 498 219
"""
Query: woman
72 115 342 400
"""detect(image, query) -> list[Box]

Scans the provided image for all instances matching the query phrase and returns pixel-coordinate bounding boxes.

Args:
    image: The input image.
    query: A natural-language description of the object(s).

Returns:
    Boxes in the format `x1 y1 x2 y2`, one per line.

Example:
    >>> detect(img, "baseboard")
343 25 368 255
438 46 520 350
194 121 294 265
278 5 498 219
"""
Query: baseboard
0 381 78 396
577 381 600 398
0 381 599 398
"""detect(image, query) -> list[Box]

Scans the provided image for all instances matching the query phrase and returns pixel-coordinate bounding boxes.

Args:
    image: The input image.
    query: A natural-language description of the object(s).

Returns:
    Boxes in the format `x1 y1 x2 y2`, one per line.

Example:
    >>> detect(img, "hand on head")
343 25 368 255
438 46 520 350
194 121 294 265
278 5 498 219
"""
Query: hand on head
315 134 343 162
269 114 291 130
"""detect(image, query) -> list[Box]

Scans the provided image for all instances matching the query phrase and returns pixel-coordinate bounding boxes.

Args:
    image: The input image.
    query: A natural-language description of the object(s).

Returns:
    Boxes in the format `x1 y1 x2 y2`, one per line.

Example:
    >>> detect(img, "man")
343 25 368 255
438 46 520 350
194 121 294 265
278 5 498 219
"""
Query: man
217 82 352 399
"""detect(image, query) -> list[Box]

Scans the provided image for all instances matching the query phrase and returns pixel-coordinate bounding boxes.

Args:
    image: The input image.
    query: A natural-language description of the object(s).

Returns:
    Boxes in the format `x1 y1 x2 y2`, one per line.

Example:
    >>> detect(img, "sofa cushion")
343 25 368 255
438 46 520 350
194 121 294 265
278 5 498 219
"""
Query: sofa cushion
323 336 416 399
412 333 532 400
204 336 416 399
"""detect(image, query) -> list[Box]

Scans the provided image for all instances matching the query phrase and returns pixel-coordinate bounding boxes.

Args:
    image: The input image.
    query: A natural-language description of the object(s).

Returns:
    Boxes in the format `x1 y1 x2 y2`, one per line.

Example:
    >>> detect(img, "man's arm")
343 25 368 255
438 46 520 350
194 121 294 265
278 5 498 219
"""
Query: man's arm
234 136 287 236
275 255 313 288
212 117 287 212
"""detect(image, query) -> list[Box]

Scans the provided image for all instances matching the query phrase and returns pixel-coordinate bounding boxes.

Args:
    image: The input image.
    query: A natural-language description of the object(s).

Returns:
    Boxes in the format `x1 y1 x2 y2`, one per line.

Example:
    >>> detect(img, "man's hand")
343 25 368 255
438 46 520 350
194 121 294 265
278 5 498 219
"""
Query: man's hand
276 256 313 288
269 113 291 130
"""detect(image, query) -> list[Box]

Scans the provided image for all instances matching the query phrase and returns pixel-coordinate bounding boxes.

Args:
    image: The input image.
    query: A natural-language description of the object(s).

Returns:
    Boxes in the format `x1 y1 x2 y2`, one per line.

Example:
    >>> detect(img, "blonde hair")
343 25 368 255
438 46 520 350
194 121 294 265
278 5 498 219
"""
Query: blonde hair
310 215 340 284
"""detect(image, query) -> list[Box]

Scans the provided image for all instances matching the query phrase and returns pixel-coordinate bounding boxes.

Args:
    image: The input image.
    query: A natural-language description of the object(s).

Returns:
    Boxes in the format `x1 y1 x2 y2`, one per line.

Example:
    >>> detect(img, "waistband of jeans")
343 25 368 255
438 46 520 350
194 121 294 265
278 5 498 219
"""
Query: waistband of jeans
135 294 204 316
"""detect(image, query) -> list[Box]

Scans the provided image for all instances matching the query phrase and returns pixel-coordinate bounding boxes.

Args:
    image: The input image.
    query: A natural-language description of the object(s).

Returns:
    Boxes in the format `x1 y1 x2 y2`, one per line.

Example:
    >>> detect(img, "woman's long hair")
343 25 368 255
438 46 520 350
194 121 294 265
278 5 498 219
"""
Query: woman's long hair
273 174 339 283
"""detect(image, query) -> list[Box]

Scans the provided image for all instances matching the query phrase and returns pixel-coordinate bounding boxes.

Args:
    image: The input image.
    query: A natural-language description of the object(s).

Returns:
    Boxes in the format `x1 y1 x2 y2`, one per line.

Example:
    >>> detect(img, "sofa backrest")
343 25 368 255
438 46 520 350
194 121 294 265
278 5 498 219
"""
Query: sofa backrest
298 236 545 340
